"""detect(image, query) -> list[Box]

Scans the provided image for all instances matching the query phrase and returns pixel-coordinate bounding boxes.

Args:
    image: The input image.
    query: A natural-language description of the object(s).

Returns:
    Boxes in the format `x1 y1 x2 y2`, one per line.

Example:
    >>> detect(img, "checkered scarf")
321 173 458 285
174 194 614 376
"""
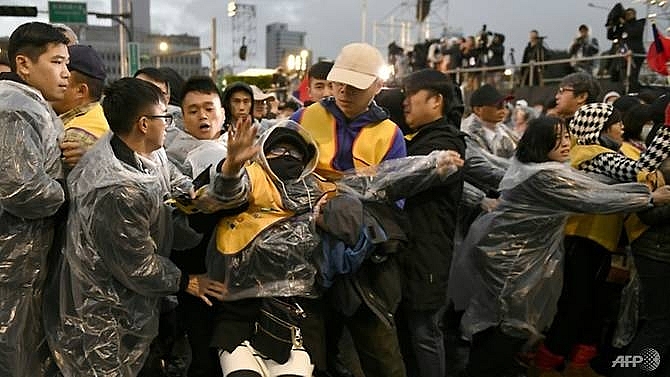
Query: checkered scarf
569 103 613 145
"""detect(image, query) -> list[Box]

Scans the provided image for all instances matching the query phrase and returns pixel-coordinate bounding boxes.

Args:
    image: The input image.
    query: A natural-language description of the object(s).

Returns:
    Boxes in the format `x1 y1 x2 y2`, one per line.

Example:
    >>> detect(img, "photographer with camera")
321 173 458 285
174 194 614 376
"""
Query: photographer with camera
606 4 646 92
485 28 506 85
569 24 599 75
521 30 549 86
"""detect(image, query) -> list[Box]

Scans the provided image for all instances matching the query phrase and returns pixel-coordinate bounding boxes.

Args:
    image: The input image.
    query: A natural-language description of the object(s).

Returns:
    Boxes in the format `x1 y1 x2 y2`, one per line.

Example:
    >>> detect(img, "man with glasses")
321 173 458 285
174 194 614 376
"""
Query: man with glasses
554 72 601 120
45 78 225 376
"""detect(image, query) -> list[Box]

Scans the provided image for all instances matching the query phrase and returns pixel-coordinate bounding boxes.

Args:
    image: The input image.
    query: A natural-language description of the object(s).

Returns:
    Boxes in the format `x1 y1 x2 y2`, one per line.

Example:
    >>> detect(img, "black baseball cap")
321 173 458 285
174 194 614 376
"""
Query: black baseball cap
470 84 513 107
67 44 106 81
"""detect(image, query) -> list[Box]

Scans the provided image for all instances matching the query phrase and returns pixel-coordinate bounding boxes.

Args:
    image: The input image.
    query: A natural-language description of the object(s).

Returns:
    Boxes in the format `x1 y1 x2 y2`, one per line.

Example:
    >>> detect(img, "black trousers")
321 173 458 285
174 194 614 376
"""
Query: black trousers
177 292 223 377
464 326 525 377
544 236 612 357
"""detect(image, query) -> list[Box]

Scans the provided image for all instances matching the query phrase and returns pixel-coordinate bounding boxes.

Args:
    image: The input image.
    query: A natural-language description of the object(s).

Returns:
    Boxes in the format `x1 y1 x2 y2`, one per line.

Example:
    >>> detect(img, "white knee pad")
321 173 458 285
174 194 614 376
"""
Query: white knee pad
219 341 314 377
219 342 267 376
265 348 314 377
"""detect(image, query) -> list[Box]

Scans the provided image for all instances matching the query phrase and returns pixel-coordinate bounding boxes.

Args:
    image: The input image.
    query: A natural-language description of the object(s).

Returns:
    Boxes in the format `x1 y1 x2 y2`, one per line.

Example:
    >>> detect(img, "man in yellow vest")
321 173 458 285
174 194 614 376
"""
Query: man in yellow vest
291 42 408 377
52 44 109 168
291 42 406 180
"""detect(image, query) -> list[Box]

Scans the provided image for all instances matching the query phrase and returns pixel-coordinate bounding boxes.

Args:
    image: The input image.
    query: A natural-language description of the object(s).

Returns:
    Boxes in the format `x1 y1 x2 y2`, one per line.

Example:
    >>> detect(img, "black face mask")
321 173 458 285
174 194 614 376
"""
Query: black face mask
268 155 304 181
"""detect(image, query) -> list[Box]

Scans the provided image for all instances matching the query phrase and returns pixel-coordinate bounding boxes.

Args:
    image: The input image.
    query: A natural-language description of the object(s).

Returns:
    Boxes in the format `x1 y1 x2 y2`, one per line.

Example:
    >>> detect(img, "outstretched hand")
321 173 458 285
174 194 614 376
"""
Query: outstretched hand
435 150 464 176
186 274 227 306
59 140 87 168
221 116 259 176
651 185 670 206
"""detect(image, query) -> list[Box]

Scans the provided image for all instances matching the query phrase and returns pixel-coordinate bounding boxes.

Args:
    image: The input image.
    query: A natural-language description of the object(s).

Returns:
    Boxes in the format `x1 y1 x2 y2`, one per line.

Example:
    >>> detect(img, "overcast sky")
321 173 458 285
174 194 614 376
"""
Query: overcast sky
1 0 668 70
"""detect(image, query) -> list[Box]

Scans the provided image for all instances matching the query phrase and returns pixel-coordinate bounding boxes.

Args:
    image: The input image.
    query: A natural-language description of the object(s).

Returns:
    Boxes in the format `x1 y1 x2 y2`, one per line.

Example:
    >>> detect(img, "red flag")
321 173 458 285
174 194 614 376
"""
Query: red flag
292 75 310 103
647 22 670 76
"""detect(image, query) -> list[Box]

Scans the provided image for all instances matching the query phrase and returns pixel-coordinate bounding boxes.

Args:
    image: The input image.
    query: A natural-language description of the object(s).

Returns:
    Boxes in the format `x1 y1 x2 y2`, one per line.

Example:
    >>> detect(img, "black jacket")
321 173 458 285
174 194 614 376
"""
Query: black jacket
401 117 466 310
632 204 670 264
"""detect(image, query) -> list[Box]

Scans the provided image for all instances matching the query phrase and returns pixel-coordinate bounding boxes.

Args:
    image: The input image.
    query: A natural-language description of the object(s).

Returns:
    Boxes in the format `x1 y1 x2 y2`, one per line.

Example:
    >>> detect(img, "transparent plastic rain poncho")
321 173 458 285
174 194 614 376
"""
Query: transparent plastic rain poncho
44 133 192 376
164 125 227 181
0 80 65 376
449 158 653 340
206 120 459 301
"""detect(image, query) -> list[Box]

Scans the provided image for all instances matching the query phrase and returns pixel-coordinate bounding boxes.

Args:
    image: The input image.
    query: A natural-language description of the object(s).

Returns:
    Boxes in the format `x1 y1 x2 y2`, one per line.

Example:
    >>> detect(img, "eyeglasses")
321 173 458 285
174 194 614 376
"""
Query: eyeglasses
143 114 174 126
267 146 304 160
558 87 575 94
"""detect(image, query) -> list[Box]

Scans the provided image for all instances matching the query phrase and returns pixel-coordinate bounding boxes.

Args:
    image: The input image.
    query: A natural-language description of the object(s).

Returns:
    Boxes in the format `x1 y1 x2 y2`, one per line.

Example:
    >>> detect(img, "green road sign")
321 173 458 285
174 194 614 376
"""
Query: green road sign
128 42 140 75
48 1 87 24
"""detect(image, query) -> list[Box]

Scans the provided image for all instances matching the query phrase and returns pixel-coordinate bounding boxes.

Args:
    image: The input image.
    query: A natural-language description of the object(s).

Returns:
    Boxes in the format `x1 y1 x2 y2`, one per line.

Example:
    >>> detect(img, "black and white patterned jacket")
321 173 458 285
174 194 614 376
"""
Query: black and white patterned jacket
569 102 670 182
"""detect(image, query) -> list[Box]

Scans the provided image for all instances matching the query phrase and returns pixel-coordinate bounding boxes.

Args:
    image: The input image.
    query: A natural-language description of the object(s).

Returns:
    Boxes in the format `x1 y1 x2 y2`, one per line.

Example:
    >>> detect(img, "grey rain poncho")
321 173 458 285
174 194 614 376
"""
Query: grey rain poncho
206 121 459 301
44 133 191 376
164 124 227 180
450 158 653 340
0 80 65 376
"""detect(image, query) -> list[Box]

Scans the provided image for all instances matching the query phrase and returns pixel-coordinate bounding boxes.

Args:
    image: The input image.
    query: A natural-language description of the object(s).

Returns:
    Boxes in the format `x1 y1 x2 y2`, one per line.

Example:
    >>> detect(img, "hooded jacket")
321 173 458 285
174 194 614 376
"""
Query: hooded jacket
206 121 322 300
0 74 66 377
566 103 670 250
222 81 254 129
44 133 191 376
569 102 670 183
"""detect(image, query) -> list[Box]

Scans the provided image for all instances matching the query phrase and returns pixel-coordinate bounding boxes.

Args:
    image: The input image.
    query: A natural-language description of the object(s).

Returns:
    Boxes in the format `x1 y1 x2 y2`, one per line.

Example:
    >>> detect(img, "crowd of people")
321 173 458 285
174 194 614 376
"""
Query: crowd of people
3 18 670 377
386 3 648 93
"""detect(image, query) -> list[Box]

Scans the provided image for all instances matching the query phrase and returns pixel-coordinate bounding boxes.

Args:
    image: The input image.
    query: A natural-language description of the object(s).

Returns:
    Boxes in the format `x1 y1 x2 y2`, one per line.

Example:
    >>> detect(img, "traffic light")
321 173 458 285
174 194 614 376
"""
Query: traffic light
416 0 431 22
239 36 247 61
0 6 38 17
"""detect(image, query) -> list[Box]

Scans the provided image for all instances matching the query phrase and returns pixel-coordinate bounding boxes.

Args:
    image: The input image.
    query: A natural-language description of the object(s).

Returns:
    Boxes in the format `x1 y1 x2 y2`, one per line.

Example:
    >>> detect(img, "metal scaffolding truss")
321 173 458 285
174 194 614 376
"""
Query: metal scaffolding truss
372 0 458 52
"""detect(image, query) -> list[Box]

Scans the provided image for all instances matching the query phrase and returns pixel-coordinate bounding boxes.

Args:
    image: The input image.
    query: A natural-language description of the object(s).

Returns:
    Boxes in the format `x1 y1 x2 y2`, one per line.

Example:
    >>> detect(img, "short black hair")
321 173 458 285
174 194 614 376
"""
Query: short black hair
179 75 221 108
516 116 567 163
8 22 69 72
158 67 185 106
102 78 163 135
133 67 168 88
308 61 334 81
560 72 601 103
623 104 652 141
403 68 458 117
603 107 622 131
71 71 104 101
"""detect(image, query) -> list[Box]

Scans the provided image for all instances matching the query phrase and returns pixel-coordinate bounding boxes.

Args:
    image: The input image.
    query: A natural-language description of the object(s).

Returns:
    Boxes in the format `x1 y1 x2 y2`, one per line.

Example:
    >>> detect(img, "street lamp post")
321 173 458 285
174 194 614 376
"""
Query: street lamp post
156 41 168 67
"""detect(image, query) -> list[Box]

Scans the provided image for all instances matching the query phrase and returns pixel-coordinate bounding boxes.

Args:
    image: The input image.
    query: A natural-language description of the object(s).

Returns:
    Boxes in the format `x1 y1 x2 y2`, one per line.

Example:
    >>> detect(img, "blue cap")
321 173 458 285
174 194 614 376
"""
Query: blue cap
67 44 106 81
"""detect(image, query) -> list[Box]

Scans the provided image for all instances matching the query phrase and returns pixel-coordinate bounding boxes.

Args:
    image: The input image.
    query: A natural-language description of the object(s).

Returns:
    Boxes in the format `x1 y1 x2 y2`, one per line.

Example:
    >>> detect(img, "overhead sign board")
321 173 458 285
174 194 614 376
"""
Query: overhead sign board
48 1 87 24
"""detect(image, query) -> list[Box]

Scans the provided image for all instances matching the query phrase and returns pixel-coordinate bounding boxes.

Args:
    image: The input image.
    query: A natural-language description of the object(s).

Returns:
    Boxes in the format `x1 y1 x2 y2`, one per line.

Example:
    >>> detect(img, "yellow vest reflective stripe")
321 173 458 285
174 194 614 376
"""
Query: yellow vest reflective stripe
299 103 399 178
215 163 293 255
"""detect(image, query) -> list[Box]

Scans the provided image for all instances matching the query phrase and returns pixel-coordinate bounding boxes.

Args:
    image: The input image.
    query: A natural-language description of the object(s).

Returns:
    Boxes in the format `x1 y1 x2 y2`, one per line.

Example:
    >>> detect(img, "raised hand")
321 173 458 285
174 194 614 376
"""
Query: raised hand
221 116 259 176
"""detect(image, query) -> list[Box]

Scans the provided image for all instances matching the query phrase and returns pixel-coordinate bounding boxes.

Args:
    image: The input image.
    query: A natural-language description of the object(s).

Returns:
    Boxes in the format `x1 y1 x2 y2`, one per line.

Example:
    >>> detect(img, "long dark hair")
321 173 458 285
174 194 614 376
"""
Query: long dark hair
516 116 567 163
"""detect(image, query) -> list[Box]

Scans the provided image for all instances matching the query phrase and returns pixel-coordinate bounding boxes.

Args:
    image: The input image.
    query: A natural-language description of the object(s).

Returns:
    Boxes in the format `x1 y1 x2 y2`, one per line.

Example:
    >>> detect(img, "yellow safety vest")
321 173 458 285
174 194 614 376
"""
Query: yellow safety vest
565 144 647 250
298 103 399 179
215 163 293 255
